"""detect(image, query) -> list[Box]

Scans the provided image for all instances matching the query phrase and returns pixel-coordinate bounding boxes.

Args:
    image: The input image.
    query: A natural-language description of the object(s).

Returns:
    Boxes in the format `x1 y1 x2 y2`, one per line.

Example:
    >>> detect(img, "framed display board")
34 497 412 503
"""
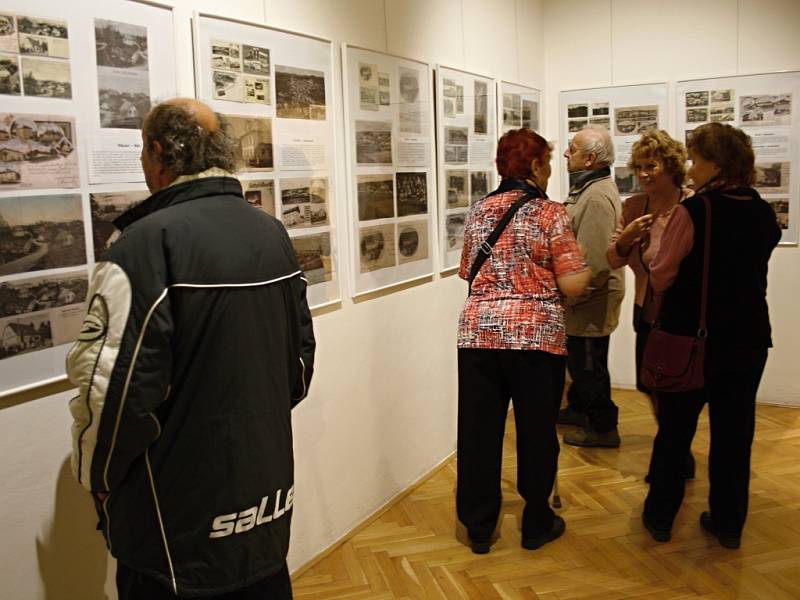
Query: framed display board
436 65 498 272
0 0 177 397
342 45 436 296
194 13 341 307
677 71 800 246
559 83 668 201
498 80 541 134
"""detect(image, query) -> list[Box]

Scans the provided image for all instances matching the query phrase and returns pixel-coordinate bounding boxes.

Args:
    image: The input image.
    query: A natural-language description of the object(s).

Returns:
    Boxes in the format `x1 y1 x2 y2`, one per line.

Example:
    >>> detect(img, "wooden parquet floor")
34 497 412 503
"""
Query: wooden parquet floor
292 390 800 599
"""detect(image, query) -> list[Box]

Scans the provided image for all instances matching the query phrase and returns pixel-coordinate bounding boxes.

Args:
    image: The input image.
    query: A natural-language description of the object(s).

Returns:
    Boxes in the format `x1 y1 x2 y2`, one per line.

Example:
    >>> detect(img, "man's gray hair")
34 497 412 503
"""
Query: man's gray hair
580 125 615 167
143 102 236 175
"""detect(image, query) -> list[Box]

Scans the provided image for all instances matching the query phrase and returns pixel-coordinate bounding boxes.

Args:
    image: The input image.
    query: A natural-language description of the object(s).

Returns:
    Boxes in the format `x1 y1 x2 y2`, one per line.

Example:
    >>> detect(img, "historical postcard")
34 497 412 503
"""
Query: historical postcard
588 117 609 129
357 174 394 221
0 14 18 54
474 80 488 135
291 232 332 285
754 162 790 195
397 220 428 265
242 44 269 76
686 108 708 123
568 119 587 133
567 103 588 119
0 53 20 95
614 105 658 135
398 67 421 134
95 19 151 129
213 70 243 102
395 171 427 217
444 126 468 165
767 198 789 230
445 212 466 251
211 40 241 71
522 99 539 131
358 62 379 111
443 78 457 118
470 171 489 204
17 15 68 58
21 57 71 98
89 190 148 258
591 103 609 116
685 91 708 107
280 177 328 229
740 94 792 127
0 271 87 320
710 89 733 104
0 113 79 189
446 169 468 208
0 193 85 277
224 115 273 172
275 65 326 120
614 166 641 195
455 84 464 114
242 179 275 215
378 72 390 106
709 104 735 122
359 223 395 272
504 93 522 127
243 75 269 104
356 120 393 165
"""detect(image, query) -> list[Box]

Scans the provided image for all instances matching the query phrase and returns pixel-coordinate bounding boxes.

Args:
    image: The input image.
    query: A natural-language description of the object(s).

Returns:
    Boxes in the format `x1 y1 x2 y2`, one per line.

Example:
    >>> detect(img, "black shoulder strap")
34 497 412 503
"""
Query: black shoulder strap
468 192 536 294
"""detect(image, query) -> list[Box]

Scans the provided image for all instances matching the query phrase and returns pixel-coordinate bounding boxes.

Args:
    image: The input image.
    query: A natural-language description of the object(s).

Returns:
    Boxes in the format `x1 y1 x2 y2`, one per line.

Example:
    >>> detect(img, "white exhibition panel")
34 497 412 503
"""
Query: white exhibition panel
558 83 669 201
193 13 341 308
342 45 436 296
0 0 177 396
435 65 498 272
498 80 542 134
677 71 800 246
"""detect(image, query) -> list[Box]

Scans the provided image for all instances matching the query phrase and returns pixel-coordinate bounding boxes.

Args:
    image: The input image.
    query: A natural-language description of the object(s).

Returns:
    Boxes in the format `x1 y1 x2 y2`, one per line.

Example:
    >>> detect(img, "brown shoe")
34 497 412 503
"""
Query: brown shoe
563 427 620 448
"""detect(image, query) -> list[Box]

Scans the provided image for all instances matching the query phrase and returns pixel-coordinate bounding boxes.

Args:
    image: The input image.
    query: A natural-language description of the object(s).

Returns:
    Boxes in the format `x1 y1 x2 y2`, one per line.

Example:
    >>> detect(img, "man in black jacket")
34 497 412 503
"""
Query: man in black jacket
67 98 315 599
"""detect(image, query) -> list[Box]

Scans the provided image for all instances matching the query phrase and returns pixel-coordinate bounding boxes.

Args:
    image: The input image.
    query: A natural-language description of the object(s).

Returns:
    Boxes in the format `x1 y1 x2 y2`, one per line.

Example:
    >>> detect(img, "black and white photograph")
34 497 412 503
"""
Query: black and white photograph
455 84 464 114
522 99 539 131
378 72 390 107
244 75 269 104
358 62 379 111
588 117 609 129
504 93 522 127
0 113 79 189
275 64 326 120
614 105 658 135
445 212 466 250
397 220 428 265
242 44 269 76
0 313 53 360
754 162 790 195
95 19 147 70
710 89 733 103
614 166 642 196
225 115 273 172
0 271 87 320
359 223 395 272
444 126 468 164
0 194 85 276
567 103 588 119
357 174 394 221
356 120 393 165
17 15 67 39
470 171 489 204
211 40 241 71
242 179 275 216
396 171 427 217
291 232 332 285
89 190 148 258
280 177 328 229
0 53 20 95
446 169 468 208
568 119 587 133
686 108 708 123
0 13 18 54
19 32 69 60
685 91 709 107
710 104 735 122
398 66 421 134
591 103 609 116
213 70 243 101
21 57 71 99
443 78 457 118
474 80 488 134
767 198 789 230
740 94 792 127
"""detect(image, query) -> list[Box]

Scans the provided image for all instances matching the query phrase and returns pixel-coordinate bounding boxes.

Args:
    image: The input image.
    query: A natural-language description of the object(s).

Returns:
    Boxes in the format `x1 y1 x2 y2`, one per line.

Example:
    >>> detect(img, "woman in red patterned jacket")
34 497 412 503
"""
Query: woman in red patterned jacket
456 129 590 554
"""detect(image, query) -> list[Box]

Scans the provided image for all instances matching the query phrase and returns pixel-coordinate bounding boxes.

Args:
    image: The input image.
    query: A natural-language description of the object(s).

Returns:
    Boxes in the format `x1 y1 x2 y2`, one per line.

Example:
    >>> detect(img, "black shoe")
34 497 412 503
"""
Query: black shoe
641 513 671 542
700 512 741 549
557 407 586 426
564 427 620 448
469 539 491 554
521 516 565 550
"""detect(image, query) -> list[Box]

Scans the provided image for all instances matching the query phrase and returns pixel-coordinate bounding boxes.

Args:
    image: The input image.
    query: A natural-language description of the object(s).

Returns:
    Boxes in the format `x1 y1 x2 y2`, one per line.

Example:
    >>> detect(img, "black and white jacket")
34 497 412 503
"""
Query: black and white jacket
67 173 315 597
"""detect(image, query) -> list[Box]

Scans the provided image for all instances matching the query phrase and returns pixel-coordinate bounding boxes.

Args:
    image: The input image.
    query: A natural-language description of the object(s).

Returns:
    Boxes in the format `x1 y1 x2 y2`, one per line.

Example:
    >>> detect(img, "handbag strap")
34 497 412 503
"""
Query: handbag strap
697 195 711 337
468 192 537 294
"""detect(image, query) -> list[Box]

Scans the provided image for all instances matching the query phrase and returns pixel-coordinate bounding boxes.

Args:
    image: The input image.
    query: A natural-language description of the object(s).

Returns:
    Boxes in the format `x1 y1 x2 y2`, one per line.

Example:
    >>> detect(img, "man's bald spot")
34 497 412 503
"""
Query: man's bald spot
163 97 219 134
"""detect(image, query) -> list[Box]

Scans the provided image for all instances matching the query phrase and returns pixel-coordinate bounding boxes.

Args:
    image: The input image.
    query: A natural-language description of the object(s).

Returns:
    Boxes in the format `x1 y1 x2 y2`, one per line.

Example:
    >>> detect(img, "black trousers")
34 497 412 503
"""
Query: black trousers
456 348 565 542
633 305 651 396
566 335 618 432
643 347 768 535
116 562 293 600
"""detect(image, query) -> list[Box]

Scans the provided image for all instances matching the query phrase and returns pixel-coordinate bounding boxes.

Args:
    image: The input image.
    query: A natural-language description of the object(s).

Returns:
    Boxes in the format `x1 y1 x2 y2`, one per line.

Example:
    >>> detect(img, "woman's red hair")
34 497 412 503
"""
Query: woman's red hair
495 128 550 180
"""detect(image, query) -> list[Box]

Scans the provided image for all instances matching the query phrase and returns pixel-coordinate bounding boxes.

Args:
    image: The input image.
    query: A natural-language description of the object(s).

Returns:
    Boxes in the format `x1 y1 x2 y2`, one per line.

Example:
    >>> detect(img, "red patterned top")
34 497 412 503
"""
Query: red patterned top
458 189 587 354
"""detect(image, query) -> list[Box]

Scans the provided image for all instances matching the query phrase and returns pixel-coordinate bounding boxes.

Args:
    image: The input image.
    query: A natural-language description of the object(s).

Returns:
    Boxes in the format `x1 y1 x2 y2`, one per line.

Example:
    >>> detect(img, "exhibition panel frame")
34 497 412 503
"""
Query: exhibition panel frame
677 71 800 246
559 82 669 201
497 80 542 134
0 0 177 397
435 65 498 273
342 45 436 297
193 12 342 308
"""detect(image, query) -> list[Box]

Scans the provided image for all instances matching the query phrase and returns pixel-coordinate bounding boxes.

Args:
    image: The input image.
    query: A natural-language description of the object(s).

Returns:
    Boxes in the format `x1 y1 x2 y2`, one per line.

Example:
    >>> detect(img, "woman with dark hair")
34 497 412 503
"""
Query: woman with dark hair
641 123 781 548
457 129 589 554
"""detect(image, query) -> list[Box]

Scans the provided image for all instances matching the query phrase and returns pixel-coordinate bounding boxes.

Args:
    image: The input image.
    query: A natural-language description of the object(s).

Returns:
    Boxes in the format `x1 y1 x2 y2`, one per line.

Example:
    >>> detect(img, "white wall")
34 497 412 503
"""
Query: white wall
0 1 545 598
544 0 800 406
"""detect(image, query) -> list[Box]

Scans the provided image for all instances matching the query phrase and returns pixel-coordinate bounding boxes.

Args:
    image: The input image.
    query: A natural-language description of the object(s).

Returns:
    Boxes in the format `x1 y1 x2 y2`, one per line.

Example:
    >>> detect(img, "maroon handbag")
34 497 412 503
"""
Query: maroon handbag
640 195 710 393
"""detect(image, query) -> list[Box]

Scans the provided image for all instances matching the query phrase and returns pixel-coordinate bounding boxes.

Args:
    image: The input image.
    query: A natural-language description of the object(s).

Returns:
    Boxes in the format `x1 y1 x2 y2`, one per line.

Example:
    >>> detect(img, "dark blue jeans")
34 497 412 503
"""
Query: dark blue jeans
566 335 619 432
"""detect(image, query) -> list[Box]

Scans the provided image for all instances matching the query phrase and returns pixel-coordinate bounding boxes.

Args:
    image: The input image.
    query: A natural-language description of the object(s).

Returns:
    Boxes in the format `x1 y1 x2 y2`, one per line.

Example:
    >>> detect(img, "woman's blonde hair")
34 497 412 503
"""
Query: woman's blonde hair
627 129 687 188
